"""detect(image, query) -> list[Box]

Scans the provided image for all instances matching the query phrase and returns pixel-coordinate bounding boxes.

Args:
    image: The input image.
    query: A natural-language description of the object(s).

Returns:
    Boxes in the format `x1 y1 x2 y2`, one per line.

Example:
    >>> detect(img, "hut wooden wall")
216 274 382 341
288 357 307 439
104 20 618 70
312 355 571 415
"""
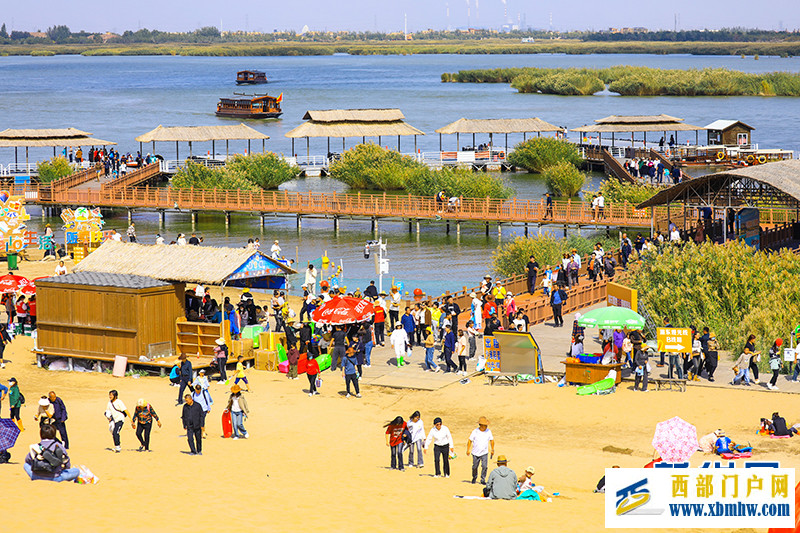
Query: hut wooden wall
722 125 751 145
37 282 185 360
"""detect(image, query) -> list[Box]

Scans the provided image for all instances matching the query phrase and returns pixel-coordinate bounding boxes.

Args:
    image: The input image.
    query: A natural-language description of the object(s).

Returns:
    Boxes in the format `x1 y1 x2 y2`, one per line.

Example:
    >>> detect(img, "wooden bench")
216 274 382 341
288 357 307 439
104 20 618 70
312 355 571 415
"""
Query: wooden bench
653 377 688 392
486 372 519 386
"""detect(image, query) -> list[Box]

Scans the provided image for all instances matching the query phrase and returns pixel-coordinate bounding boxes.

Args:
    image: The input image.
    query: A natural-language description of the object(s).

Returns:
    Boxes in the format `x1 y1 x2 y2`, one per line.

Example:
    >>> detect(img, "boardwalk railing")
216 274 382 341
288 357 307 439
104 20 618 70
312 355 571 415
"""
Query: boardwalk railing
101 163 161 191
516 279 609 328
50 166 99 193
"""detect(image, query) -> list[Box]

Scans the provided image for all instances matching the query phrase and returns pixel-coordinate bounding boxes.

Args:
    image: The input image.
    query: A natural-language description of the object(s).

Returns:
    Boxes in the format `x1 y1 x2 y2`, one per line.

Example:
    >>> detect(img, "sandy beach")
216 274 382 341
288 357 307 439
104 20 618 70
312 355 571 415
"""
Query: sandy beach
2 256 797 533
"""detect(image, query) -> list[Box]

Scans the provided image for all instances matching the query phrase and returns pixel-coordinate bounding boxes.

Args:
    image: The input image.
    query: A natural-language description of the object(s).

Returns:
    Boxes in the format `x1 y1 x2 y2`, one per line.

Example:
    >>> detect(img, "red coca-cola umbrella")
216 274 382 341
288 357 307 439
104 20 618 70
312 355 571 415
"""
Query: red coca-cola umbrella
311 296 374 325
19 276 47 297
0 274 32 294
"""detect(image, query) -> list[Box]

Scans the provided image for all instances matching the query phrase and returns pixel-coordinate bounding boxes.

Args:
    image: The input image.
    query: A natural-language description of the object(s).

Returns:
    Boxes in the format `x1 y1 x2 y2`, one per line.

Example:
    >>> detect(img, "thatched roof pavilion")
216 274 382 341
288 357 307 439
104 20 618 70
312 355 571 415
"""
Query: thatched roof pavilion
284 109 424 155
135 124 270 159
435 117 564 152
571 114 705 147
74 241 297 289
0 127 117 166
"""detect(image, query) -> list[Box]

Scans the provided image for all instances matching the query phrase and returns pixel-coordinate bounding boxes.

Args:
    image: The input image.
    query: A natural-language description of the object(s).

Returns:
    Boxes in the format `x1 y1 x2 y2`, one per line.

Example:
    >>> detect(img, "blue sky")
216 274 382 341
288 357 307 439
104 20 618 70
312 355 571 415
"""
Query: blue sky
3 0 799 34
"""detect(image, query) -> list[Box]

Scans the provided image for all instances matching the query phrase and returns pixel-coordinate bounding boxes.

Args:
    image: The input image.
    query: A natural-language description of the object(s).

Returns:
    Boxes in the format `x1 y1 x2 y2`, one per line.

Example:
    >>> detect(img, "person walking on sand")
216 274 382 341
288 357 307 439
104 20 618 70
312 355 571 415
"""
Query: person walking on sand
105 390 128 453
214 337 229 383
131 399 161 452
467 416 494 485
306 352 320 396
8 377 23 430
407 411 425 468
424 417 454 478
442 325 458 373
234 355 251 392
343 348 361 398
385 416 408 471
192 384 212 439
181 394 203 455
768 338 783 390
176 354 193 405
390 324 409 367
228 385 250 439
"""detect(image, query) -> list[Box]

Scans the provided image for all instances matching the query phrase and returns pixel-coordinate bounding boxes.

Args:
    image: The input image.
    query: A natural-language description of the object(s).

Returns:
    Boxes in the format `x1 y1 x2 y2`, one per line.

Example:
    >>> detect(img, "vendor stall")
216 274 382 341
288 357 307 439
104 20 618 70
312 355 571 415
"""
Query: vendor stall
483 330 543 384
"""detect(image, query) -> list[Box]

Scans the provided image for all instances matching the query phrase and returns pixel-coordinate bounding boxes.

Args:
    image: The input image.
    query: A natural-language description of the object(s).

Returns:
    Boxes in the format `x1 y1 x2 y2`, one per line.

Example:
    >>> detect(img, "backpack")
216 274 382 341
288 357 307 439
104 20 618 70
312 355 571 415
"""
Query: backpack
18 392 25 406
552 291 562 305
31 442 65 474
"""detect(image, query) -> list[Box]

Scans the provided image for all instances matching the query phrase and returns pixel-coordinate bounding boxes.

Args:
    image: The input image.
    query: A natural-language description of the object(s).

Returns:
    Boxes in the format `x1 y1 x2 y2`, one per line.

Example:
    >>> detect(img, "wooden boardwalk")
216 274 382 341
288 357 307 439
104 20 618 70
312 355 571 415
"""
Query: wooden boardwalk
15 185 656 228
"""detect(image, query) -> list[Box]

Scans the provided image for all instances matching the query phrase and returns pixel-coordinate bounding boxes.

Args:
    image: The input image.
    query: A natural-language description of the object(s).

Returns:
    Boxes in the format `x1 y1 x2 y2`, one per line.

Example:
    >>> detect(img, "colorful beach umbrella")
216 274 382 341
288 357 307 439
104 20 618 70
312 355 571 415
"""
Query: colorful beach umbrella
312 296 374 325
0 418 21 451
576 306 645 329
652 416 699 464
0 274 32 294
19 276 47 297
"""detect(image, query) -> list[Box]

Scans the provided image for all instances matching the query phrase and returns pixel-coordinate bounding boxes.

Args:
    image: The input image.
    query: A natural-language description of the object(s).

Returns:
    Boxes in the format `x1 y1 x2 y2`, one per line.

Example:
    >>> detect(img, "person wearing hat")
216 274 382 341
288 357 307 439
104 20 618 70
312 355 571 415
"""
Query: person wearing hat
227 385 249 439
8 377 22 429
483 455 518 499
518 466 554 501
467 416 494 484
492 282 507 309
213 338 229 383
270 239 281 259
34 397 54 428
713 429 734 455
480 275 493 296
131 399 161 452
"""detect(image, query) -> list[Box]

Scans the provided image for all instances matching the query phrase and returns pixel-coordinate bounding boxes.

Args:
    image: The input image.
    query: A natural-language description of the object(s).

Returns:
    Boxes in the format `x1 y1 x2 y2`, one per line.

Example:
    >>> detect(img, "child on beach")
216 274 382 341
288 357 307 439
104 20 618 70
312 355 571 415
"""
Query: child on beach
234 356 251 392
390 324 409 367
542 269 552 296
456 330 468 376
287 343 300 380
385 416 408 471
407 411 425 468
306 353 320 396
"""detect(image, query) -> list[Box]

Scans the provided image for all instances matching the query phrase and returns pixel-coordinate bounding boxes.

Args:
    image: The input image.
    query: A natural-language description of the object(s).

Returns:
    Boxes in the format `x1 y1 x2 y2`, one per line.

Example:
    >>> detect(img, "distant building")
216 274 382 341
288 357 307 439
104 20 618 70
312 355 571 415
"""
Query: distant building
705 120 755 146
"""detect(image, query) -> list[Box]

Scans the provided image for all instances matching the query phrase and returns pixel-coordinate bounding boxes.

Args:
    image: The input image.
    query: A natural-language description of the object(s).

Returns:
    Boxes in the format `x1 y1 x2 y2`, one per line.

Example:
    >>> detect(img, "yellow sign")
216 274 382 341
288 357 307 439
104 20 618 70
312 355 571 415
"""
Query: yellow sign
607 282 638 311
657 327 692 353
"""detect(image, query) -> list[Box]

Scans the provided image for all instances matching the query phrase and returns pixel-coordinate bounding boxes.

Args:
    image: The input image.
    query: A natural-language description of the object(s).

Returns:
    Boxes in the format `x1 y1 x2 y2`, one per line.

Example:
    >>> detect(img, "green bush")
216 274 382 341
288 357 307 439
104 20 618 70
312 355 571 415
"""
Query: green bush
587 180 661 205
329 143 419 190
542 161 586 197
225 153 297 189
171 162 258 191
492 234 617 277
511 71 604 95
37 157 73 183
405 167 512 199
508 137 583 173
627 240 800 357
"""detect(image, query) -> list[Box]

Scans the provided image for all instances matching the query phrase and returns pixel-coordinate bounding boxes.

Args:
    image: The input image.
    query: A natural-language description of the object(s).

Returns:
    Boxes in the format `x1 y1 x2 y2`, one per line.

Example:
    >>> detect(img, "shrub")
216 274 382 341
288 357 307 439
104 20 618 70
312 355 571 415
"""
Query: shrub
492 234 617 277
542 161 586 197
329 143 419 190
507 137 583 173
405 167 512 199
587 180 661 205
225 153 297 189
171 162 258 191
627 240 800 357
37 157 73 183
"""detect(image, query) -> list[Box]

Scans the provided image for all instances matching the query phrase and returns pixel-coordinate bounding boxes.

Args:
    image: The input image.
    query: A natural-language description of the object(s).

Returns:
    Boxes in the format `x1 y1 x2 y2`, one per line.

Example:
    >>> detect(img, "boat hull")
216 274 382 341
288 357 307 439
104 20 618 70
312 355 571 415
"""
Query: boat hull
215 111 282 119
236 80 268 85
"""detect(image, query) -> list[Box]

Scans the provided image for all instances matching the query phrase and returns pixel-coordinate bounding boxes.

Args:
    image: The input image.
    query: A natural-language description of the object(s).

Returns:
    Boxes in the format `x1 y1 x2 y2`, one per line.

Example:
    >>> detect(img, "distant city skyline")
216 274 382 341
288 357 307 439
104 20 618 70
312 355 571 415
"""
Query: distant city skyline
2 0 799 34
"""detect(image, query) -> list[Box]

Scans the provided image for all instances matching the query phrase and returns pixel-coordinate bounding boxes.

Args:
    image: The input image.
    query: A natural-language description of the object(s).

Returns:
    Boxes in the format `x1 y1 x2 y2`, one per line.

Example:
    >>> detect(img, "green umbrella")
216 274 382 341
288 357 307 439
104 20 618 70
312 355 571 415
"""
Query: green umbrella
577 306 645 329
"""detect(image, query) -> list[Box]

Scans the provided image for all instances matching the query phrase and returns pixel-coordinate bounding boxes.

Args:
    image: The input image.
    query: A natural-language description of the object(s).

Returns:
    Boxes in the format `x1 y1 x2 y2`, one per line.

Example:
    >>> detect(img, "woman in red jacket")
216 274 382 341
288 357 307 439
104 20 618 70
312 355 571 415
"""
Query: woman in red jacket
306 353 320 396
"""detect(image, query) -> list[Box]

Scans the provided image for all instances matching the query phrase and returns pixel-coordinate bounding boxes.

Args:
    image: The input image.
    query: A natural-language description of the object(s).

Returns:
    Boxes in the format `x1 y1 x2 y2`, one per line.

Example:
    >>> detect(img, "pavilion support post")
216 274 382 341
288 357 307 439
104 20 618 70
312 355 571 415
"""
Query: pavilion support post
472 133 476 147
457 133 460 150
397 136 400 152
342 138 345 151
564 225 568 238
139 142 142 156
378 136 381 146
537 132 541 138
26 147 29 167
333 216 339 234
362 136 365 144
327 137 330 153
262 139 265 153
644 132 647 148
15 148 18 165
212 140 215 158
612 133 615 147
189 141 193 157
439 133 442 151
696 130 699 146
226 140 229 158
176 142 179 160
505 134 508 155
489 132 493 149
306 137 310 158
248 140 251 155
414 135 417 154
523 132 527 141
291 139 294 157
371 217 377 234
152 141 155 155
53 146 56 157
296 215 302 231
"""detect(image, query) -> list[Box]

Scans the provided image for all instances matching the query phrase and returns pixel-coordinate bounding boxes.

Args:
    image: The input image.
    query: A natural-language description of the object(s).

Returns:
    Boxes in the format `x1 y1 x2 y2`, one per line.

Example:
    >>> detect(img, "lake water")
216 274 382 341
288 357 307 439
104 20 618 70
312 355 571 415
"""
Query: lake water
1 53 798 294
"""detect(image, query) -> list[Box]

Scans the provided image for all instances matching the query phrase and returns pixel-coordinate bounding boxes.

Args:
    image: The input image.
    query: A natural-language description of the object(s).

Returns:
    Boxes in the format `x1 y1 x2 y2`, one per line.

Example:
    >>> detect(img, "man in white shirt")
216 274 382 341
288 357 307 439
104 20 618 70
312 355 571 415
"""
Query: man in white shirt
596 193 605 219
270 240 281 259
111 230 122 242
467 416 495 485
155 234 165 245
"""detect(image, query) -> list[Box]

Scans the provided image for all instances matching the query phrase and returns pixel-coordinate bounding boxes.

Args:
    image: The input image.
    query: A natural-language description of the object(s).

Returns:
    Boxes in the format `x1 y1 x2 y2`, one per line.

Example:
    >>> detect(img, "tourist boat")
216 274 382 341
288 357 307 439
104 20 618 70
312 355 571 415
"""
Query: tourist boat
236 70 268 84
215 93 283 119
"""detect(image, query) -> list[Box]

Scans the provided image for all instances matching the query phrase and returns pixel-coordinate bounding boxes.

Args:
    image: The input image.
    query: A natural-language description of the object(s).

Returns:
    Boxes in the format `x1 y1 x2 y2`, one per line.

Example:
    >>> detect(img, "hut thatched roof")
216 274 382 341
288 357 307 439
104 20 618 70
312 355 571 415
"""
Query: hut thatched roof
285 109 424 139
135 124 270 143
435 118 564 135
572 114 704 133
636 159 800 209
0 128 117 147
73 241 297 285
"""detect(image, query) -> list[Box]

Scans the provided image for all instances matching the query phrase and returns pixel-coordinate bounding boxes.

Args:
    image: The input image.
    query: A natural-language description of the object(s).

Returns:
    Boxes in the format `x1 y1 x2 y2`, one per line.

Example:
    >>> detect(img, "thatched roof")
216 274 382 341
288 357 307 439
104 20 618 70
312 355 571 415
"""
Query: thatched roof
135 124 270 143
572 114 704 133
302 109 406 122
73 241 296 285
0 128 117 147
636 159 800 209
286 108 424 139
435 118 564 135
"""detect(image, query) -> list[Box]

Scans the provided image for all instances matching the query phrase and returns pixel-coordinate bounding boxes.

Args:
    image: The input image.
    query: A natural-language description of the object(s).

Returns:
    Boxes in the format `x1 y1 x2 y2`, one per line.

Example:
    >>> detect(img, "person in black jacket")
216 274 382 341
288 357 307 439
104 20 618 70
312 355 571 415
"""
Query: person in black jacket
298 323 312 355
634 349 649 392
550 283 568 327
181 394 204 455
177 355 193 405
47 391 69 449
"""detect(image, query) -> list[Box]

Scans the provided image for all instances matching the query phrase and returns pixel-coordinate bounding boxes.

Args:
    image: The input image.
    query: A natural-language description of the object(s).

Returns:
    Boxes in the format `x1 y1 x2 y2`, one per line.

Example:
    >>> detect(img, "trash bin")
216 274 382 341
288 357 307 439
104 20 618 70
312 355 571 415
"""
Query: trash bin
7 253 17 270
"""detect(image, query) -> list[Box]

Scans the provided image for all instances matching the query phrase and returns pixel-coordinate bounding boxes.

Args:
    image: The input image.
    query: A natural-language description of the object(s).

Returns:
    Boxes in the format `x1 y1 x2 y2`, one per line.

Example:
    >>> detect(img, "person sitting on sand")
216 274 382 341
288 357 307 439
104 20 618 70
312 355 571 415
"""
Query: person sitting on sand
593 465 620 493
770 412 796 437
714 429 734 455
699 430 722 453
483 455 517 500
517 466 553 501
24 424 79 482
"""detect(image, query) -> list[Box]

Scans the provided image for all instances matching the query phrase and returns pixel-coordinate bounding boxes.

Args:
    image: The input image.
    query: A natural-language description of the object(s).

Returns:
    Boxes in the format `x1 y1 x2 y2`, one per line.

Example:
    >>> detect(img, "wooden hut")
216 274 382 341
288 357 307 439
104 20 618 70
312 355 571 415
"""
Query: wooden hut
705 120 754 147
36 272 184 362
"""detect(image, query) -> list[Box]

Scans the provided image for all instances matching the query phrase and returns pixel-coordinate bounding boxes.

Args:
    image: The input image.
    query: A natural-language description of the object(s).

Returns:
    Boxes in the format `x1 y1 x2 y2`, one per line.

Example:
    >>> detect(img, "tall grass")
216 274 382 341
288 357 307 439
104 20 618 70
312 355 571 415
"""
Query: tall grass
507 138 583 173
492 234 617 277
172 154 297 190
446 65 800 96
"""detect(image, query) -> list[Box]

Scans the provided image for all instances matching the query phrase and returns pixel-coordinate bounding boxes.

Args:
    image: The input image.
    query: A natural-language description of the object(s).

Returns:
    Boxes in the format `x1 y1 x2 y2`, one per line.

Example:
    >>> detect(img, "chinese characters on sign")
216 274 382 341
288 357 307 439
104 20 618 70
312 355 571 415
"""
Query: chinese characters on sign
657 328 693 353
0 192 32 252
484 336 500 372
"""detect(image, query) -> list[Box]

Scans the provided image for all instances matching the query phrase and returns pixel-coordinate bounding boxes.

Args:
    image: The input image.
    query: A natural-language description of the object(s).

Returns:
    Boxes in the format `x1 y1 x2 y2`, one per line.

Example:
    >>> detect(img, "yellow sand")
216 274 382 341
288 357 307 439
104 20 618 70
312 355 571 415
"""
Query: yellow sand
2 256 796 532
